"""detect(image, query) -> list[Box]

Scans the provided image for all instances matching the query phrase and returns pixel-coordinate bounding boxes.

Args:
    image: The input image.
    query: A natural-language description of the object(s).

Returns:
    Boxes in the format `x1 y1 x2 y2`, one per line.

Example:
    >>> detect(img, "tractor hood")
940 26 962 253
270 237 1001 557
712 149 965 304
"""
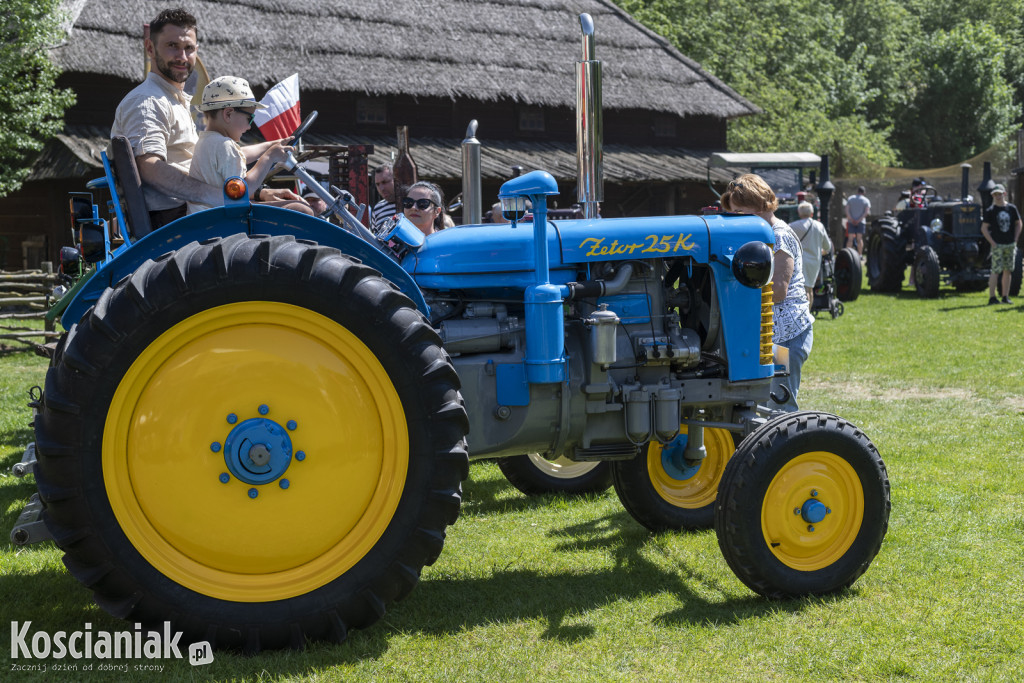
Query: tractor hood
404 214 774 291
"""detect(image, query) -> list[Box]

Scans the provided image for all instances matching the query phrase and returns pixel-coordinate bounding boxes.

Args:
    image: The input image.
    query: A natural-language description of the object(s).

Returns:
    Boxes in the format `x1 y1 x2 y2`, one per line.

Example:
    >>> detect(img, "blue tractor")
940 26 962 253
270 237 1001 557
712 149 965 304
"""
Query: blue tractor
13 15 889 651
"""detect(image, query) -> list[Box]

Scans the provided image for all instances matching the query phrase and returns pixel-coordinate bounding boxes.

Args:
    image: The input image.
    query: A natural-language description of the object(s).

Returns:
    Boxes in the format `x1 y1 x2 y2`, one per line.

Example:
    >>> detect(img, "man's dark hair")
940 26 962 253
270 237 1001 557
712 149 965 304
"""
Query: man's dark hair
373 162 392 176
150 8 198 39
857 186 866 193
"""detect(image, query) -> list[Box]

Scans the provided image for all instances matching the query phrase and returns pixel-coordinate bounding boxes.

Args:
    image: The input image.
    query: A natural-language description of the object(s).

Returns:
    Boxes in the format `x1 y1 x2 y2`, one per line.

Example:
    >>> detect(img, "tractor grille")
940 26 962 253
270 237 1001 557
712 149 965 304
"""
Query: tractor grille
760 284 774 365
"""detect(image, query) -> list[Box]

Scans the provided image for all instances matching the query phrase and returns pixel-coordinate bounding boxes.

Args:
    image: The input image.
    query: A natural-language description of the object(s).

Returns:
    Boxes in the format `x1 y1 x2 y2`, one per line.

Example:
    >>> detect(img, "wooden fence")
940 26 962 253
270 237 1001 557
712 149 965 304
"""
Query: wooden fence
0 270 64 353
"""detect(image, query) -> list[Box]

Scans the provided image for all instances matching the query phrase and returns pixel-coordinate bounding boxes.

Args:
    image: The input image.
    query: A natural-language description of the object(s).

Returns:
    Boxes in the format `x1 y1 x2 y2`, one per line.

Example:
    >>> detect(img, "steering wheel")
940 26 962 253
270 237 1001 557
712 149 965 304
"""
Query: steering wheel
289 111 318 144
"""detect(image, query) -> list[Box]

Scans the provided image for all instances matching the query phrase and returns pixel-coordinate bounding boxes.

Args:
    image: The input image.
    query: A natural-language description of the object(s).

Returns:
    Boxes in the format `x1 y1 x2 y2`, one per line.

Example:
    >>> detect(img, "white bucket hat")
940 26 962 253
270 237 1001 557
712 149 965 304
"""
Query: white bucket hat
199 76 268 112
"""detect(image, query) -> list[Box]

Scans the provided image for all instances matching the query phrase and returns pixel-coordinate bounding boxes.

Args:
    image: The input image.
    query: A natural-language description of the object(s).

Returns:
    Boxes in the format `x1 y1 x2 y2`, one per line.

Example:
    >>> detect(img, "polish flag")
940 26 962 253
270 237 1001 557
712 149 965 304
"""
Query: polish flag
254 74 300 141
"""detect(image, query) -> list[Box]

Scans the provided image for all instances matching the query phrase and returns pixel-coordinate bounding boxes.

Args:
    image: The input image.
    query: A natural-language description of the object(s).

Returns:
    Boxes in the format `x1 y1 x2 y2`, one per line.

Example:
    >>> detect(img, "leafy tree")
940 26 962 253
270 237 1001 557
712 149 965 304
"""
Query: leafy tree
892 22 1017 167
0 0 76 197
618 0 898 176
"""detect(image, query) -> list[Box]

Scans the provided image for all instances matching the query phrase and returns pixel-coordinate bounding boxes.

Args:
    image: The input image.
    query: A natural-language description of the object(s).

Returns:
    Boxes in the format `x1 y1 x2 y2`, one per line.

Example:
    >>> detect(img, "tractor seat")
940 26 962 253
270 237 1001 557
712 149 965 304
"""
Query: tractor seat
109 136 154 241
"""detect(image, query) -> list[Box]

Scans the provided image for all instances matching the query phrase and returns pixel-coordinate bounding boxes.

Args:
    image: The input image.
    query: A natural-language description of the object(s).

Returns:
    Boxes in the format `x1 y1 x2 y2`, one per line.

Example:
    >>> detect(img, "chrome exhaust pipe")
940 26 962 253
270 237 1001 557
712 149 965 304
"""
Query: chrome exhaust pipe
576 13 603 219
461 120 482 224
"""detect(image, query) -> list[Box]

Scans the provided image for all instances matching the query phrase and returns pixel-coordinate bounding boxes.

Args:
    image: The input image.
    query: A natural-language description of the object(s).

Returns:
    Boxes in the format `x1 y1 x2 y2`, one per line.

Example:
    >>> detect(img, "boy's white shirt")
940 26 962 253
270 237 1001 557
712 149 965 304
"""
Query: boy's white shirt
187 130 246 214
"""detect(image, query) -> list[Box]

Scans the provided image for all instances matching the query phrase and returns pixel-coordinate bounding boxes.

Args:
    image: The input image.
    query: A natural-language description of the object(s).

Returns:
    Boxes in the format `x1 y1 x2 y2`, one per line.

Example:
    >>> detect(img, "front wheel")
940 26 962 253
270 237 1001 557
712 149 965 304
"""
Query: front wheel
496 454 612 496
34 234 469 650
612 426 735 530
913 246 940 298
715 412 890 598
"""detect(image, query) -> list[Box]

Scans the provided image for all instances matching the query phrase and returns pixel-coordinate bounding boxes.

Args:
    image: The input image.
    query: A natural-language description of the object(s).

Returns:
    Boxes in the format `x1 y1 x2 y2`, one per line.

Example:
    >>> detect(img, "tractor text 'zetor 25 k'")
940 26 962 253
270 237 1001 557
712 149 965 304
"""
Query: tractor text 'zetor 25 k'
14 15 889 651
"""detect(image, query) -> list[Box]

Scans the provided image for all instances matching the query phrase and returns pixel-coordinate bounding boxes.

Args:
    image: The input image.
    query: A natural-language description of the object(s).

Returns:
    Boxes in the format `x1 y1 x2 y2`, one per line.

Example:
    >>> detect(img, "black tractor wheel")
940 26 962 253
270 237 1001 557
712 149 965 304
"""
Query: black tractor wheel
913 245 940 298
714 412 890 598
496 454 612 496
1010 246 1022 297
612 426 735 531
866 227 905 292
833 247 862 302
33 234 469 651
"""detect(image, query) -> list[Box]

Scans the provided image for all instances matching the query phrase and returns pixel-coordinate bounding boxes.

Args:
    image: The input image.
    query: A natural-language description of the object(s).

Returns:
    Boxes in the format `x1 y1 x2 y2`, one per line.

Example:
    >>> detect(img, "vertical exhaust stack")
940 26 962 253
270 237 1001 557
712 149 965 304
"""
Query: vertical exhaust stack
960 163 971 202
461 120 482 224
576 13 604 219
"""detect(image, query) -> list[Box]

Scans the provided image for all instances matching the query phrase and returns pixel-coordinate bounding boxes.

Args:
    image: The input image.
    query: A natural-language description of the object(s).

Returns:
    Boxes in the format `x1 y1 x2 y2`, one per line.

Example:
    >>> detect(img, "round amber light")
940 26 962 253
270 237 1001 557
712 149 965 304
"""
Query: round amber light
225 177 247 200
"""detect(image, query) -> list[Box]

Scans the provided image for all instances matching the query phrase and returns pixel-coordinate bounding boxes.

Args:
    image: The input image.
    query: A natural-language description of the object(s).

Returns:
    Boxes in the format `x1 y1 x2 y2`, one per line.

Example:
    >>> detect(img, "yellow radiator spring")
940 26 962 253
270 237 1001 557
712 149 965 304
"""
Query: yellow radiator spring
760 284 774 365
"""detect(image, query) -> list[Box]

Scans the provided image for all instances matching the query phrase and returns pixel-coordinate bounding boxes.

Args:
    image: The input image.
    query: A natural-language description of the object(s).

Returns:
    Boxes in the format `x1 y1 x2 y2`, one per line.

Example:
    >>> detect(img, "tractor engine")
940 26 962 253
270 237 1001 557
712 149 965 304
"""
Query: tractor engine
408 192 777 463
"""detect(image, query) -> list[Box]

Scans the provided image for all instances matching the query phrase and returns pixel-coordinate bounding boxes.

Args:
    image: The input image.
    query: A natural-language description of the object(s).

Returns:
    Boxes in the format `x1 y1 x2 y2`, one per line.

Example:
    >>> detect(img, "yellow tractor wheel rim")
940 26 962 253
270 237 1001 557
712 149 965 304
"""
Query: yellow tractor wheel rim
647 427 733 509
761 451 864 571
103 302 408 602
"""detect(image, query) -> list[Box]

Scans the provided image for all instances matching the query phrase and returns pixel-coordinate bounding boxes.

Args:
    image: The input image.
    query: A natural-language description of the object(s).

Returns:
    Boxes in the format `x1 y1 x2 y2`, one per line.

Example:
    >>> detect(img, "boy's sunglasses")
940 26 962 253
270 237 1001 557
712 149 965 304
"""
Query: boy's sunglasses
236 108 257 125
402 197 437 210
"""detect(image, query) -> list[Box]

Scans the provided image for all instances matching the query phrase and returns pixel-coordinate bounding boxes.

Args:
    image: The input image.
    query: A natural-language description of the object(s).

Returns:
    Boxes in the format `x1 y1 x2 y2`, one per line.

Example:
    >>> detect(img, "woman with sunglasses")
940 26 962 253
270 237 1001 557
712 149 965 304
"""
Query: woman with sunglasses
720 173 814 412
402 181 447 236
188 75 311 215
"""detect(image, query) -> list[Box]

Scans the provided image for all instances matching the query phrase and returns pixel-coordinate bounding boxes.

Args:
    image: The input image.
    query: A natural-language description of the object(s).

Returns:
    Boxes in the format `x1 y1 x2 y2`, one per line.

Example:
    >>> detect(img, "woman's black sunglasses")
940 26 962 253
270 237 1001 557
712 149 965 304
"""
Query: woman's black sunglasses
402 197 437 210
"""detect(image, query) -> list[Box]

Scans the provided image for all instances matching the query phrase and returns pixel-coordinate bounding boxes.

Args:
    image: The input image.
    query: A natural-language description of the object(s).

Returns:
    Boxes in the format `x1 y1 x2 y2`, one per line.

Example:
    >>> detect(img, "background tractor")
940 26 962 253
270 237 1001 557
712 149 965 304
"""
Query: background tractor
866 168 991 297
10 15 890 651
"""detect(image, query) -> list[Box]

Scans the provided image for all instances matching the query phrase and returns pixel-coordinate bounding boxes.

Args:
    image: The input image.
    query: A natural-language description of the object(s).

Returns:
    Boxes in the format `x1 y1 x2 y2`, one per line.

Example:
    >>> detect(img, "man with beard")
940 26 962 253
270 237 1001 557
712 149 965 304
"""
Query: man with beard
111 8 301 228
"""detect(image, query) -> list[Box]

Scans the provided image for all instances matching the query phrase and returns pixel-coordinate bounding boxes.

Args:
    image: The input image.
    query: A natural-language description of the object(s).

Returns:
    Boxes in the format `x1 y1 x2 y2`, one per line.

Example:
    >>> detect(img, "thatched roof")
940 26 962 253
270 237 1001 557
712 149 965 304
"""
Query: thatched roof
54 0 757 120
33 126 738 186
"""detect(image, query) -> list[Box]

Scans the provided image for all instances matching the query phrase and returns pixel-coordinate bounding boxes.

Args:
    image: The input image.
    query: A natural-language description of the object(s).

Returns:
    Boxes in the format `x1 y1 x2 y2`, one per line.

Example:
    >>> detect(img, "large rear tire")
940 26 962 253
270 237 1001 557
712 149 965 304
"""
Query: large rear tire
866 226 905 292
715 412 889 598
612 426 735 531
496 454 612 496
33 234 469 651
833 247 862 302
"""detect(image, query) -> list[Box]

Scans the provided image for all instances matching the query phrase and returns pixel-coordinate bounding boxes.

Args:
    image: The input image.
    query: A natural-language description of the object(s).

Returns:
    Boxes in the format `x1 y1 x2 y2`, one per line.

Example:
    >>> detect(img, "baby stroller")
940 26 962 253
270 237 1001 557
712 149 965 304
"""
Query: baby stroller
810 247 862 319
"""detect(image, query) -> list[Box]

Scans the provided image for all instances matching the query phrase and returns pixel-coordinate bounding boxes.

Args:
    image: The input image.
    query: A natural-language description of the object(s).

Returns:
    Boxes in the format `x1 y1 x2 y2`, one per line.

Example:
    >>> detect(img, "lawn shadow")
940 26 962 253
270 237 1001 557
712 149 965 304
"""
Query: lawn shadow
459 466 606 516
391 509 816 644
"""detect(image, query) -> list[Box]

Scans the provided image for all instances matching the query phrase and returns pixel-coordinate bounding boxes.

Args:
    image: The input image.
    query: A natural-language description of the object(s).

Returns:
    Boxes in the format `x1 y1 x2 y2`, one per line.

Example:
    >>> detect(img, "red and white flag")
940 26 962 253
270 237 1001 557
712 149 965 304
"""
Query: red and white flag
254 73 300 141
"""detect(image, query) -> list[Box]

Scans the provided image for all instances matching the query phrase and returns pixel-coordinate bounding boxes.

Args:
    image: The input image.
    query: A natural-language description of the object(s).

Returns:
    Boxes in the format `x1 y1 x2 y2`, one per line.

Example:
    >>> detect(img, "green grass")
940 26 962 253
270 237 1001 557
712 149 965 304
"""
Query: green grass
2 285 1023 681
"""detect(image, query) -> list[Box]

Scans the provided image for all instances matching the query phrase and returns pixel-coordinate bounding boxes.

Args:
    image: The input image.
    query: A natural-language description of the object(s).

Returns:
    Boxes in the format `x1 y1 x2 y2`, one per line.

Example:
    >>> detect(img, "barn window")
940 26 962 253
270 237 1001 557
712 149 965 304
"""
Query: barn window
357 98 387 125
518 107 545 132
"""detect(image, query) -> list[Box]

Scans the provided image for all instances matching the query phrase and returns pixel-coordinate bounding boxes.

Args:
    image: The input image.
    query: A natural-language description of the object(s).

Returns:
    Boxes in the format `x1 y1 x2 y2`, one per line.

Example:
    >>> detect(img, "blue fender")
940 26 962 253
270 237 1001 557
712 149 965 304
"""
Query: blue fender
59 204 428 329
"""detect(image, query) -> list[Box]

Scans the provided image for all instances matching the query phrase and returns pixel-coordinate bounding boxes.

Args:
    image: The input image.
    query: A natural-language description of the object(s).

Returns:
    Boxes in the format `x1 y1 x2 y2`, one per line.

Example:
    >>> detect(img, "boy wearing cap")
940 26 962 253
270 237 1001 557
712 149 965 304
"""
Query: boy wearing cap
981 184 1022 304
188 76 311 215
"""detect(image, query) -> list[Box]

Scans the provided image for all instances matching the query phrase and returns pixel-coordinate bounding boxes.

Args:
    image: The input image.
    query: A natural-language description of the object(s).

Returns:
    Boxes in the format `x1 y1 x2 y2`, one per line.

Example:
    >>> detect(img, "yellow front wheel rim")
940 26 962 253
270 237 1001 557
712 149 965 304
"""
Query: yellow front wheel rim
761 451 864 571
647 427 734 509
103 302 408 602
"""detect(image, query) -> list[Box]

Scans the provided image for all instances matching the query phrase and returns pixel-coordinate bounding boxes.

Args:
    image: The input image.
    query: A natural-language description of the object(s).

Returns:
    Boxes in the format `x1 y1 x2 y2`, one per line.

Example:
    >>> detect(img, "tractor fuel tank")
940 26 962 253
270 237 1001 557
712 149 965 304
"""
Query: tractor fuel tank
405 213 772 293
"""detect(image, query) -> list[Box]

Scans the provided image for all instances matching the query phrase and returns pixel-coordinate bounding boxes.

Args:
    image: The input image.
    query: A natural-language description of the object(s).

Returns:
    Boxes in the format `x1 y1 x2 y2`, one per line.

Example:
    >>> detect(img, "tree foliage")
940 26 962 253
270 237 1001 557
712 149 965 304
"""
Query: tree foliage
618 0 1023 174
0 0 76 197
893 22 1017 167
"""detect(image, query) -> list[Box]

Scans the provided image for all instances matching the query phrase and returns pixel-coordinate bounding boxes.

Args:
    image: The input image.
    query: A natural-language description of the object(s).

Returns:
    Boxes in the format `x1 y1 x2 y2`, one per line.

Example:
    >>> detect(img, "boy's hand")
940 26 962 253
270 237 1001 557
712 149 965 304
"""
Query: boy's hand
263 140 296 165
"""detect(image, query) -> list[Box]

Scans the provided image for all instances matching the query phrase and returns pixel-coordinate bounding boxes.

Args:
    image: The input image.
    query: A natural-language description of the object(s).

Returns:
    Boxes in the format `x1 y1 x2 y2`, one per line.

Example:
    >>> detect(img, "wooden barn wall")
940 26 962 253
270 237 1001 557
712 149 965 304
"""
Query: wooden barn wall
0 179 85 270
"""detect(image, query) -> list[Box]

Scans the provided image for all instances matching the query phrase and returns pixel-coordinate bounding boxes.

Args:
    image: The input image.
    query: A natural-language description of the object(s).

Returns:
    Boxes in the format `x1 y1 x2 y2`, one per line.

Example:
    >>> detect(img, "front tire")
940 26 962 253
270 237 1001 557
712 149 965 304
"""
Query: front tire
496 454 612 496
34 234 469 650
715 412 889 598
612 426 735 530
913 245 940 298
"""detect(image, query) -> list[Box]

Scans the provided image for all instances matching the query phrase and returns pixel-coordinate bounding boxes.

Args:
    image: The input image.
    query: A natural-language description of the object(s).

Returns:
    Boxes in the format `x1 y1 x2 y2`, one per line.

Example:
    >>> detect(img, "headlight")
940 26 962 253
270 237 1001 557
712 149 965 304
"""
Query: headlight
732 241 774 288
930 218 943 230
